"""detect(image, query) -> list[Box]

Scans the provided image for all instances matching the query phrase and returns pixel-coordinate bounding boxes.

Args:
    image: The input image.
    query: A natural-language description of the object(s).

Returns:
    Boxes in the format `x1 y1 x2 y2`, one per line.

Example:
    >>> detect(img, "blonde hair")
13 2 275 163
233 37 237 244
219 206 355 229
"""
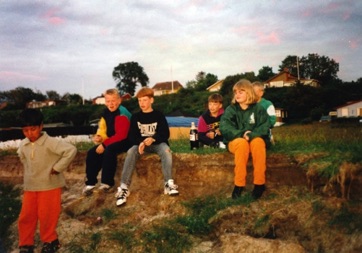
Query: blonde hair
252 81 265 91
104 88 121 97
231 79 257 104
136 87 154 98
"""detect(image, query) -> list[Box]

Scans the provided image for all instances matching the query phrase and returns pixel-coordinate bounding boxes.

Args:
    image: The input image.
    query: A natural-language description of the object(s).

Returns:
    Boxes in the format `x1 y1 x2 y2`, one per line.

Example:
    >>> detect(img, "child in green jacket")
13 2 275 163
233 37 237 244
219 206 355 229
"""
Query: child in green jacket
220 79 269 199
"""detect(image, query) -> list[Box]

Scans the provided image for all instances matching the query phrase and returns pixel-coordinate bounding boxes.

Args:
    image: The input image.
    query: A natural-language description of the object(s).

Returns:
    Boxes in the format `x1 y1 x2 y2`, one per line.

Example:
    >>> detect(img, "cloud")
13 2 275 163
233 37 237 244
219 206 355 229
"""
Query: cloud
0 0 361 98
42 8 66 25
0 71 46 82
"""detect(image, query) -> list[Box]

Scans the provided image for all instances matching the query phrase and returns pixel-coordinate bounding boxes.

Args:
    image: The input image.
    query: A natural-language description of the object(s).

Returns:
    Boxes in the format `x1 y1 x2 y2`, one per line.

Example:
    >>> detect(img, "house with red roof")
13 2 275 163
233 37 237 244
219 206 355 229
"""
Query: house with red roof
265 69 319 88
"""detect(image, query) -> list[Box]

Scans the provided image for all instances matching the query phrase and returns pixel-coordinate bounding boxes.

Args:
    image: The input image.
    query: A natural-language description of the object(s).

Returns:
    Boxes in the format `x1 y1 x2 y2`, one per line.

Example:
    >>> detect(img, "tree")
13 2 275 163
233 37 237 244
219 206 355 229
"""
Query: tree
257 66 275 81
185 72 218 91
278 55 300 77
300 53 339 86
112 62 149 96
219 72 258 97
46 90 61 101
62 93 83 105
2 87 46 109
195 72 218 91
279 54 339 86
195 71 206 82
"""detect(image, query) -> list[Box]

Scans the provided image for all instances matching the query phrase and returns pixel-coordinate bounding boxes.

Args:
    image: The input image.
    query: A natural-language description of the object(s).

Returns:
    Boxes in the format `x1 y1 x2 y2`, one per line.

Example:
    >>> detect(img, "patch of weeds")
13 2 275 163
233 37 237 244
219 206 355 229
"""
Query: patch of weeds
100 208 117 222
66 243 88 253
169 139 225 154
252 214 271 237
254 214 270 229
108 229 137 251
89 232 101 251
328 205 362 234
65 231 102 253
0 149 17 157
141 224 192 253
311 199 325 213
74 141 94 151
176 194 252 235
0 182 21 251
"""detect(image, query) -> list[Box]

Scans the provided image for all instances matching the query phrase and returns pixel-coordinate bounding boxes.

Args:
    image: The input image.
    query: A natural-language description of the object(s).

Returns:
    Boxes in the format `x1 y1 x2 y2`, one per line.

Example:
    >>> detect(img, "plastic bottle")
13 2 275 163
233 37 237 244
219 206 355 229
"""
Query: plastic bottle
189 122 199 150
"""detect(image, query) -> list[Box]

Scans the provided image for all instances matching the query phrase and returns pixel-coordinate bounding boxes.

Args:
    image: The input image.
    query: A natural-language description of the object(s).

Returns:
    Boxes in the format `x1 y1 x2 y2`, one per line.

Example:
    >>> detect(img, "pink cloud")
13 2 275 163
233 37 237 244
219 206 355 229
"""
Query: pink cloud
42 9 65 25
233 24 280 45
233 25 253 35
210 3 225 13
342 11 351 20
257 31 280 45
349 39 359 49
301 8 313 17
0 71 46 82
325 2 340 12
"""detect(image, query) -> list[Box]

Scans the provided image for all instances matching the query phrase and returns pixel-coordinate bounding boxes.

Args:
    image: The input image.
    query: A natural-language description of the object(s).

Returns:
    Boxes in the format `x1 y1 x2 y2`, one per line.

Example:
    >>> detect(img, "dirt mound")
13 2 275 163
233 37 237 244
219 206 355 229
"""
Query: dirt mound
1 152 361 252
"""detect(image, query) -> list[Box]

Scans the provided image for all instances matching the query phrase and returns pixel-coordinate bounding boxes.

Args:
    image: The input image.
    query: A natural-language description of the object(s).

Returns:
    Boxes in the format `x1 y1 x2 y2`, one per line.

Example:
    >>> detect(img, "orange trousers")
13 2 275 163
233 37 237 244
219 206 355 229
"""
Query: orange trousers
18 188 61 246
228 137 266 187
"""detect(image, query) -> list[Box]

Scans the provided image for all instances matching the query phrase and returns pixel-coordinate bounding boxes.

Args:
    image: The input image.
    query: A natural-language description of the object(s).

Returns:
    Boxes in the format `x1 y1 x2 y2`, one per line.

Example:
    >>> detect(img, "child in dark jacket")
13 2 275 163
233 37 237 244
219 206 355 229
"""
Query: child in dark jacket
115 87 179 207
197 93 225 148
83 88 131 196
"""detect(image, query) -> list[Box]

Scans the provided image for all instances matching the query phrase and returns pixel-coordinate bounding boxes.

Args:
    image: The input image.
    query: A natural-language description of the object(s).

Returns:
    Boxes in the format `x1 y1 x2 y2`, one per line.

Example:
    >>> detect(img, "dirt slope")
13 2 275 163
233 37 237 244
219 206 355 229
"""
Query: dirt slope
1 152 361 253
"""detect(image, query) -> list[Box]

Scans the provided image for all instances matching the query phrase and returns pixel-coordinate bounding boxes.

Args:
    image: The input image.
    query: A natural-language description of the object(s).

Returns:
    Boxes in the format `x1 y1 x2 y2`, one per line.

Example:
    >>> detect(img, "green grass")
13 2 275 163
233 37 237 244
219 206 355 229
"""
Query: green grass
176 194 253 235
272 124 361 161
328 204 362 234
169 139 227 154
100 208 118 222
0 183 21 249
141 224 192 253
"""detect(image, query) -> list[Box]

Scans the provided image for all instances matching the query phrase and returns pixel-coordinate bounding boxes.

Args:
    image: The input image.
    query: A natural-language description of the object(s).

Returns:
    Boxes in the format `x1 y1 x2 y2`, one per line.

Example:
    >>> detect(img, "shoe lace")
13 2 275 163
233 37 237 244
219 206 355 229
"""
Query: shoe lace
116 188 128 199
167 183 178 190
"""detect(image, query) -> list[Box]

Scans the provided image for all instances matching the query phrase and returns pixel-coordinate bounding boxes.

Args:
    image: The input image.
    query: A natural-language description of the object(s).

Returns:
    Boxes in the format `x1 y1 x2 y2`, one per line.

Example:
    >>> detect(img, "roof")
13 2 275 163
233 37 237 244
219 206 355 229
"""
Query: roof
206 80 224 91
265 69 319 87
152 81 183 91
334 100 362 109
265 70 298 83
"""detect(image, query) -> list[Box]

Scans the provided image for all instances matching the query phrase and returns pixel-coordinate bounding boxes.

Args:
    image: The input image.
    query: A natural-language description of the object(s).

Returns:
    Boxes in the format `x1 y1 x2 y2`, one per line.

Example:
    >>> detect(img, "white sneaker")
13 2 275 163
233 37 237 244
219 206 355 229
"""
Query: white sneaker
219 141 226 149
82 185 95 196
115 187 130 207
164 179 179 195
99 183 113 192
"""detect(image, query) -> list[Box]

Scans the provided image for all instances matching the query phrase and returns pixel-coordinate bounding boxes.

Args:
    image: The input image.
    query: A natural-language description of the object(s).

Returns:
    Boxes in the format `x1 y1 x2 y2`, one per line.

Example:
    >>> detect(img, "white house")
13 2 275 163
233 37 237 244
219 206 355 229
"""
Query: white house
335 100 362 118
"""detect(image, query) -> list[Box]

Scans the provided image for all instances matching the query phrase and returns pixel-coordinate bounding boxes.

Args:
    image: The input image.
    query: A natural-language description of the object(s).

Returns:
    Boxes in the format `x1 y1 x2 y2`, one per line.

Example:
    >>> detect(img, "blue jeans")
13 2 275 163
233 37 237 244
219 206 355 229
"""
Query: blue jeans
120 142 172 187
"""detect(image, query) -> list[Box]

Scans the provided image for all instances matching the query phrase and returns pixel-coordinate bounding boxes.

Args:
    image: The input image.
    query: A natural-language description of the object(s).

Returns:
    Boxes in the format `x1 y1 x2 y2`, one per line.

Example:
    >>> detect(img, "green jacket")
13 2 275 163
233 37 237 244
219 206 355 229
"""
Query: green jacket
220 102 270 145
259 98 276 128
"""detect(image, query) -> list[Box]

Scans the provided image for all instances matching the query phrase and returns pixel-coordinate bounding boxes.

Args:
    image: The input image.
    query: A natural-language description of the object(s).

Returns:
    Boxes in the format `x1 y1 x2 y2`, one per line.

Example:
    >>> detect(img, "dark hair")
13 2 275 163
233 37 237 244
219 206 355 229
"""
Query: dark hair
18 108 44 127
208 93 223 103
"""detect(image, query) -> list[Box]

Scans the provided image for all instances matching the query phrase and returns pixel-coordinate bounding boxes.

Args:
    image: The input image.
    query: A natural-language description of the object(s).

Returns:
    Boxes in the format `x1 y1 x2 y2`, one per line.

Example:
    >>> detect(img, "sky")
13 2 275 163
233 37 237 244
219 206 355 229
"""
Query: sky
0 0 361 99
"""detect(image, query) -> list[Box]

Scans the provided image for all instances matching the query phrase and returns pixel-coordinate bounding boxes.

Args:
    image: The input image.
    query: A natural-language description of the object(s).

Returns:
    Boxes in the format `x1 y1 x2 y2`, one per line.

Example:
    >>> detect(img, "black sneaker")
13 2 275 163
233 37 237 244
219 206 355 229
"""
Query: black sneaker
41 239 60 253
252 184 266 199
19 245 34 253
231 186 244 199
